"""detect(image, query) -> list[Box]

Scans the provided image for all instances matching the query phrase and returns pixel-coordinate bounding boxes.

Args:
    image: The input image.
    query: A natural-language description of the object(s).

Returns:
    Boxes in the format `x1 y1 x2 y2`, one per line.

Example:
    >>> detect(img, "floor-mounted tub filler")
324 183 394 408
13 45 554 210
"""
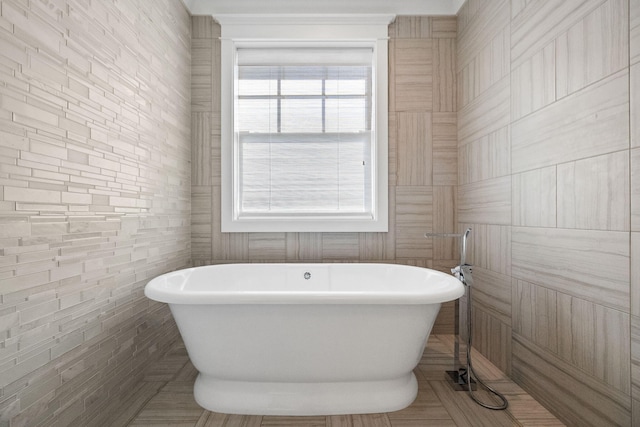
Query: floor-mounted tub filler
144 263 464 415
426 228 508 410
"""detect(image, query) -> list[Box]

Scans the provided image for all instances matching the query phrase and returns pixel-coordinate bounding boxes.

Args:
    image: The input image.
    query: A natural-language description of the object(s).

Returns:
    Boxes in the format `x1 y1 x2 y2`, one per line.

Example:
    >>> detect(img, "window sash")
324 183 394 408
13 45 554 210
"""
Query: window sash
235 48 374 217
238 132 372 216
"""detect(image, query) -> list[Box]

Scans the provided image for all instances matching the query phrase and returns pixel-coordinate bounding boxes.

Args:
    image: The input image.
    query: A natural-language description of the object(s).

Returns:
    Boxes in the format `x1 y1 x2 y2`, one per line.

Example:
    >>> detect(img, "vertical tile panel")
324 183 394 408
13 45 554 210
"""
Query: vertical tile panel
432 185 456 260
632 232 640 317
433 39 456 112
388 39 397 113
388 113 398 186
396 112 433 186
532 283 559 354
456 57 476 110
191 15 214 39
191 112 212 186
432 112 457 186
211 37 222 136
191 186 212 263
511 41 555 121
557 151 630 231
555 0 629 98
486 127 511 180
211 134 221 186
393 39 433 112
512 166 556 228
557 294 596 376
633 64 640 152
226 233 250 261
513 280 535 342
191 38 213 112
594 304 630 394
555 293 631 393
211 186 224 260
285 233 323 261
391 16 431 39
395 186 433 259
359 227 396 261
386 186 397 259
471 305 512 374
632 315 640 423
633 0 640 65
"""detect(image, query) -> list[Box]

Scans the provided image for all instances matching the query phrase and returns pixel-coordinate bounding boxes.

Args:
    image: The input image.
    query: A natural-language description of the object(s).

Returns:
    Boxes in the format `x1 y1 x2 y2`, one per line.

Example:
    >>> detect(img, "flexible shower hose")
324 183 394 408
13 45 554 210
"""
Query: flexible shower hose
462 283 509 410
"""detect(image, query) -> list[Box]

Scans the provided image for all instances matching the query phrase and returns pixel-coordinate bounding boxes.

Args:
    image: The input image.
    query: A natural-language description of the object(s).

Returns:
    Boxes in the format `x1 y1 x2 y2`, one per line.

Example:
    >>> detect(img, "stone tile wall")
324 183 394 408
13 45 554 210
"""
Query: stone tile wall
0 0 191 425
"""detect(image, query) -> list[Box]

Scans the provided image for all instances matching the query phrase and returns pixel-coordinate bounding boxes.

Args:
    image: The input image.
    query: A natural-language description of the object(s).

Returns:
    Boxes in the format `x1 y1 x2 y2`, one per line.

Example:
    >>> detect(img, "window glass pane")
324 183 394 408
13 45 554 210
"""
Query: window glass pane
325 99 367 132
238 79 277 96
325 79 366 96
269 141 339 211
281 79 322 96
239 143 270 186
239 135 370 213
237 99 277 132
280 99 323 132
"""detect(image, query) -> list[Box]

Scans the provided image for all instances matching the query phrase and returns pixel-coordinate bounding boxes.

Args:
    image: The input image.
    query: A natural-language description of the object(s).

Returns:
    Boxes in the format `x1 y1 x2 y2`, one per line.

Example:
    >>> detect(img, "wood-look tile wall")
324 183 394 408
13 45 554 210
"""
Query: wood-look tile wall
632 0 640 425
0 0 191 426
190 16 459 333
458 0 635 425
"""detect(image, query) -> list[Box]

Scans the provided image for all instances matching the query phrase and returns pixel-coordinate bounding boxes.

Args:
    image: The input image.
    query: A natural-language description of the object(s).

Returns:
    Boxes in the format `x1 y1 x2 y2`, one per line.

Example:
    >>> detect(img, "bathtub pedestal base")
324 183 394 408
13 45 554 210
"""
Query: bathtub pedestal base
194 372 418 416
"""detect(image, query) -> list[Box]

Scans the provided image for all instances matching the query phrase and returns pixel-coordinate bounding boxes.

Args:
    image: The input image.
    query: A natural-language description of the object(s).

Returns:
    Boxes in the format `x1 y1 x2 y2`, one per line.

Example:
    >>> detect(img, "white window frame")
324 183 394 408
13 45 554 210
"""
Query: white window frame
219 14 393 232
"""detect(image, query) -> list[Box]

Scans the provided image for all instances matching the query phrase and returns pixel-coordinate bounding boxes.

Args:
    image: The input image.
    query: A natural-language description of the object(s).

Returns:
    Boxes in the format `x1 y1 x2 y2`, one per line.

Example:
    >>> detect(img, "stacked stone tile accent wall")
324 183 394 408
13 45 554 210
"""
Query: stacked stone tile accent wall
0 0 191 425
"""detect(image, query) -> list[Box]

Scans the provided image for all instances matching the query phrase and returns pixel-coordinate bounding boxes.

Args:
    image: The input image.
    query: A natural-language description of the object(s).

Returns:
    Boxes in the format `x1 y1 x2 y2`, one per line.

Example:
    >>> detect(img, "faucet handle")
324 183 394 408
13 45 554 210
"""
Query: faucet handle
460 264 473 287
451 264 473 287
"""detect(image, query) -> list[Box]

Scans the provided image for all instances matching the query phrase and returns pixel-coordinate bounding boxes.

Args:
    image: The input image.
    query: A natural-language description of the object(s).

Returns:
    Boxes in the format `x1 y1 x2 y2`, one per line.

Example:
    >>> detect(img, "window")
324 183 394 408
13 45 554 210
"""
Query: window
219 15 392 232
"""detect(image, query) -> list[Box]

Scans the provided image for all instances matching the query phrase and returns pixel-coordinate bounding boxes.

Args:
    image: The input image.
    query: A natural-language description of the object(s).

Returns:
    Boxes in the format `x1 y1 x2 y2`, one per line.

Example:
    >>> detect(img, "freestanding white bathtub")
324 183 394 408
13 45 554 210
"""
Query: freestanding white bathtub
144 263 464 416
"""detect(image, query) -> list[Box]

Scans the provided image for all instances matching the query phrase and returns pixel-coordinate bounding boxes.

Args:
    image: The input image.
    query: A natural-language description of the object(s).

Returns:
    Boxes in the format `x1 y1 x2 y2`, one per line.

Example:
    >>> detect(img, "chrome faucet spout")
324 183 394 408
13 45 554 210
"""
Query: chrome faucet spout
460 227 471 266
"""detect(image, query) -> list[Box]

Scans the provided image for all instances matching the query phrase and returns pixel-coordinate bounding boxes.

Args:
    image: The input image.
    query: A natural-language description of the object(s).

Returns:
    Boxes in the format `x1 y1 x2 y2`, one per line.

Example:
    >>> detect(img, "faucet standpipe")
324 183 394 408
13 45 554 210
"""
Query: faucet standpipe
424 228 507 410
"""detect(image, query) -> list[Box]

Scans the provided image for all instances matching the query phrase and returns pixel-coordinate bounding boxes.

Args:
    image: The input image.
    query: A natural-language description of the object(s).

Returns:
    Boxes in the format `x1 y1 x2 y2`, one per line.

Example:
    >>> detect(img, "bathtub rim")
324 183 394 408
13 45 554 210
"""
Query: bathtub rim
145 262 464 305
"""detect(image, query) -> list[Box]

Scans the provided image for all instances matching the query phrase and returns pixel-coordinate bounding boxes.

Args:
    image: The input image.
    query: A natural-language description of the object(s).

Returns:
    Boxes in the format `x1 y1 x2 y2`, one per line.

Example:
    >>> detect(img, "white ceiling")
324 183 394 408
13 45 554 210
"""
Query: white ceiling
183 0 465 16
